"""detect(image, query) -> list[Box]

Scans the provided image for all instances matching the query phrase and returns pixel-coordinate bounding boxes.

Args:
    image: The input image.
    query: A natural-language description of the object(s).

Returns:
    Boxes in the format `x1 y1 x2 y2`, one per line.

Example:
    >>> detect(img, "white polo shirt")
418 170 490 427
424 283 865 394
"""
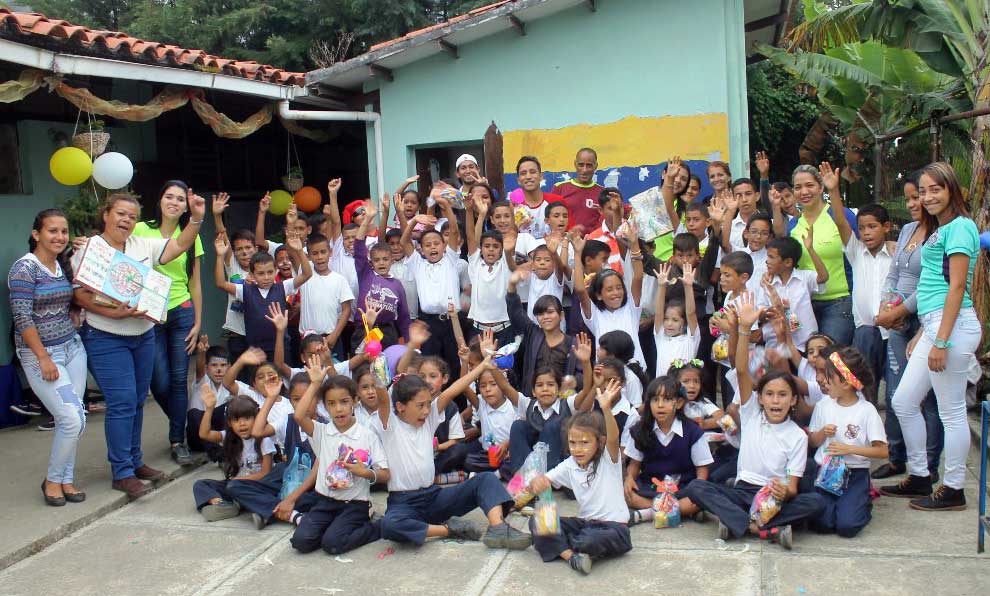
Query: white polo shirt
476 397 516 446
546 448 627 523
623 418 714 466
515 394 579 421
407 247 461 315
330 236 360 300
728 213 748 253
298 270 354 336
844 236 892 339
810 396 886 469
736 393 808 486
371 400 443 491
312 418 388 500
467 249 511 323
757 269 822 351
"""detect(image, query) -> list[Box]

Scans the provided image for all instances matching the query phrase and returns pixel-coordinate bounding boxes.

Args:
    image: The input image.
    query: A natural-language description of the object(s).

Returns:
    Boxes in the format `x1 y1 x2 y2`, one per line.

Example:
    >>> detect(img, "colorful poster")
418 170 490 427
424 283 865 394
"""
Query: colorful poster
73 239 172 323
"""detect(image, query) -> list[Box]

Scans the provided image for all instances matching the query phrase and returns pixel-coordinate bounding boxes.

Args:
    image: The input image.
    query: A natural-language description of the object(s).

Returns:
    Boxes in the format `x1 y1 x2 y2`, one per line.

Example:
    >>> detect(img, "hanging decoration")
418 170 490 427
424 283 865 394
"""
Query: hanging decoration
0 69 46 103
92 152 134 189
293 186 322 213
50 147 93 185
268 190 293 216
188 91 274 139
282 130 304 191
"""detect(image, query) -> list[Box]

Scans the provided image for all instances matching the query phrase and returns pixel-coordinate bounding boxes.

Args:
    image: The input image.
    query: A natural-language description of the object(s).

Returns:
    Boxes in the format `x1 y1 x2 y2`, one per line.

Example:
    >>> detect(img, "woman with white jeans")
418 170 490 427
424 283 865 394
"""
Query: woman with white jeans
8 209 88 506
880 162 981 511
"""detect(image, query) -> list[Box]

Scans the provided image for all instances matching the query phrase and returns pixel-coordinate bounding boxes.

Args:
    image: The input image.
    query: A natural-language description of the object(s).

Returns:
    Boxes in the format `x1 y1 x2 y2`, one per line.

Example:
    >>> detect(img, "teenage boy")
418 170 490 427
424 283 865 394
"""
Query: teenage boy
757 235 828 352
722 178 762 253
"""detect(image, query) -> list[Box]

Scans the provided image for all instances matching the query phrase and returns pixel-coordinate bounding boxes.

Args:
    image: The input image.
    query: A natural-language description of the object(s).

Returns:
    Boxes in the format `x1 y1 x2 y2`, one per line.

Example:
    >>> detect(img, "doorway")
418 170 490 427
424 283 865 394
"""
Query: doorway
414 142 484 191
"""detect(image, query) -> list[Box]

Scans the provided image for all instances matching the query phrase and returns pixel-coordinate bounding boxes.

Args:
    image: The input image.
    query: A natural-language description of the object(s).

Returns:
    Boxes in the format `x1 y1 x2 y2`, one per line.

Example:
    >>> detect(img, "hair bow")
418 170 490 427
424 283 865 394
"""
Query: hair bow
671 358 703 369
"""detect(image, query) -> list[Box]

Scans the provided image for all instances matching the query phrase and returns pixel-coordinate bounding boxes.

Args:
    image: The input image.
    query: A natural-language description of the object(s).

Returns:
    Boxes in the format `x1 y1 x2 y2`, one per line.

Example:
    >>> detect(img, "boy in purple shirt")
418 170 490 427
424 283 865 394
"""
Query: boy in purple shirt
354 199 410 347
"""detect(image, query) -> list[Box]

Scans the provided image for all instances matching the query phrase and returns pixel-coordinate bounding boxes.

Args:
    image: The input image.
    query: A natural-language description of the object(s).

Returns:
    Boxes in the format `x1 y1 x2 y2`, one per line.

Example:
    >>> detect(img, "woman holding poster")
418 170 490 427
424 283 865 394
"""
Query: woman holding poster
72 193 205 499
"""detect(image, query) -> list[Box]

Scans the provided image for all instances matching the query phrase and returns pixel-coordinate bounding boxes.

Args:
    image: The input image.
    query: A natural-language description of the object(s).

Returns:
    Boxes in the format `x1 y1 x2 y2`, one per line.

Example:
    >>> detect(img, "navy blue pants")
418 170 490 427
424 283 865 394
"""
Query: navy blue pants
380 473 512 545
852 325 885 403
186 405 227 453
709 445 738 485
193 478 232 510
530 517 632 562
226 463 320 523
435 440 473 474
291 496 379 555
462 440 512 479
508 419 564 475
811 468 872 538
684 480 825 539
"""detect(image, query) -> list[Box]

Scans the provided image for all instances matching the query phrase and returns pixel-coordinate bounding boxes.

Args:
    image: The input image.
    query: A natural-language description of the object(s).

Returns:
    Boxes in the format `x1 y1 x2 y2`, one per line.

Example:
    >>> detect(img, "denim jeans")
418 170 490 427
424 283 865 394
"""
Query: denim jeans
812 295 854 346
150 303 195 445
18 335 87 484
892 308 981 489
884 315 943 469
82 325 156 480
851 325 885 404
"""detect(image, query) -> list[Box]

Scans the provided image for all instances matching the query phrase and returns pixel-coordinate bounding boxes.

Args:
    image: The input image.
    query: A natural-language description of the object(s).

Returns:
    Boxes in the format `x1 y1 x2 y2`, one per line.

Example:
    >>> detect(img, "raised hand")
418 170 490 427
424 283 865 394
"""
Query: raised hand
572 332 593 362
327 178 342 195
654 262 671 286
735 291 763 329
755 151 770 178
595 377 622 410
380 191 391 212
502 230 518 255
479 328 497 357
413 213 438 227
663 157 682 187
188 190 206 220
708 194 727 223
365 198 379 220
802 222 815 251
212 192 230 215
286 230 304 253
239 347 267 366
304 353 330 384
265 302 288 332
259 192 271 213
262 376 282 400
819 162 841 191
408 320 430 347
721 189 738 214
196 334 210 353
201 383 217 410
213 232 230 256
570 234 586 255
681 262 696 286
286 203 299 226
360 296 382 329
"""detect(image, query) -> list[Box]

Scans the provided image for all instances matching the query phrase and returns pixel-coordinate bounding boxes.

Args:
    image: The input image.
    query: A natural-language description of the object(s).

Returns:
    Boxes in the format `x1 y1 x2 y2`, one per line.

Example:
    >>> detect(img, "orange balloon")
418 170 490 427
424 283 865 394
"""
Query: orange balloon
293 186 322 213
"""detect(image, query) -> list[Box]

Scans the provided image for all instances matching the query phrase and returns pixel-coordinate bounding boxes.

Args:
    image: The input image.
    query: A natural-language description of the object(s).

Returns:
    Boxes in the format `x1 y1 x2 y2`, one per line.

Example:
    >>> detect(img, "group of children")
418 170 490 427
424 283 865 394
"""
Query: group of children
186 154 909 575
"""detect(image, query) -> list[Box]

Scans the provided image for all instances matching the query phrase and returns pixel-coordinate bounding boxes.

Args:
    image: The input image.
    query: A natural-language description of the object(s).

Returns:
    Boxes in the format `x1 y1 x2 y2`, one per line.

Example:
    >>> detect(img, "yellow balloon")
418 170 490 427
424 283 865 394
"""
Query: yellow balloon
50 147 93 186
269 190 293 216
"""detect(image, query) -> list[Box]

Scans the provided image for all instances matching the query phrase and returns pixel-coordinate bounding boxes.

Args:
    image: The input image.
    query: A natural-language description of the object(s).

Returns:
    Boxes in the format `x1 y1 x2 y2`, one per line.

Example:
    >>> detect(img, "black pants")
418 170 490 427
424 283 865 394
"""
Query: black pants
684 480 825 539
290 497 379 555
530 516 632 562
434 440 473 474
419 313 461 380
224 331 250 383
462 439 513 479
186 405 227 453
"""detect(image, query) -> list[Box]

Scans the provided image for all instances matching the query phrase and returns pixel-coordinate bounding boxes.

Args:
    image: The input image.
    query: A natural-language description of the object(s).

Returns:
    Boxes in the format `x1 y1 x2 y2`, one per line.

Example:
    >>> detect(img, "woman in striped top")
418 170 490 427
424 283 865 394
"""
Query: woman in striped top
8 209 88 506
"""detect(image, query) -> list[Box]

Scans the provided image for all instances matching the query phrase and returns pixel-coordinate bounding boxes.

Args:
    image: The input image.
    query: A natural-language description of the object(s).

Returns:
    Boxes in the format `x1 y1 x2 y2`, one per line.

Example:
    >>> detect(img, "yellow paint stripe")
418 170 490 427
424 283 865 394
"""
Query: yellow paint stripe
502 114 730 171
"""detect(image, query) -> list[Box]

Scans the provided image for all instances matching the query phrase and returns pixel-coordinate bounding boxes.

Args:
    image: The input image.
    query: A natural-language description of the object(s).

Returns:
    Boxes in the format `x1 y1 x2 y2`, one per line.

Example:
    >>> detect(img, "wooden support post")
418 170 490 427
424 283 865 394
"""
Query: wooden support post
509 14 526 36
438 39 458 59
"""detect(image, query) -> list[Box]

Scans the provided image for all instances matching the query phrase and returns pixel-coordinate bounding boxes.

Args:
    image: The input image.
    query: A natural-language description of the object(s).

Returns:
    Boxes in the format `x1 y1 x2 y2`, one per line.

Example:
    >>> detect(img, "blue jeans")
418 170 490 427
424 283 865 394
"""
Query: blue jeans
18 335 88 484
82 325 156 480
812 296 854 346
851 325 885 403
151 303 195 445
508 418 565 475
884 316 943 469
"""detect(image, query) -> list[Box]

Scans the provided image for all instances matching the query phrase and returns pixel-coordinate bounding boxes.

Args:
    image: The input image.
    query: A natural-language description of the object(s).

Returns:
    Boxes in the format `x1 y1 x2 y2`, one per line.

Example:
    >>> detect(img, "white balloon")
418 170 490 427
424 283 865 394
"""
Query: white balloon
92 152 134 189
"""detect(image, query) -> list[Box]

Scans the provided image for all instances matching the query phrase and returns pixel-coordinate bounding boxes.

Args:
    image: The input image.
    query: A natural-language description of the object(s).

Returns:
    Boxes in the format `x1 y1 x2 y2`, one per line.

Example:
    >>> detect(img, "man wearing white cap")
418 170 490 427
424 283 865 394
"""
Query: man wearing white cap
455 153 488 196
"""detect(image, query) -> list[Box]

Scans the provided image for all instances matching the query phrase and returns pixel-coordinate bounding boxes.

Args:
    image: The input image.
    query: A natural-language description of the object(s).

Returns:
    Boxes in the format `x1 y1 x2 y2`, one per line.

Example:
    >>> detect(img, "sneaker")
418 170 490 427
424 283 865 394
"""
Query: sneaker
37 419 55 431
879 474 932 498
568 553 592 575
693 510 708 524
251 512 269 530
778 524 793 550
908 485 966 511
871 462 905 479
134 465 166 482
111 476 152 500
171 444 195 466
445 517 483 541
519 505 535 516
201 500 241 522
482 522 532 550
11 403 41 417
717 520 730 540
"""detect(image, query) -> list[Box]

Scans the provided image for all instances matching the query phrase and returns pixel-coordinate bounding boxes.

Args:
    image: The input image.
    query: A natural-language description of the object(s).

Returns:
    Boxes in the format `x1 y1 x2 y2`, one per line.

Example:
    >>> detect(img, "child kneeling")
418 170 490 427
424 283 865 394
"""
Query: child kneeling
290 367 389 555
526 380 632 576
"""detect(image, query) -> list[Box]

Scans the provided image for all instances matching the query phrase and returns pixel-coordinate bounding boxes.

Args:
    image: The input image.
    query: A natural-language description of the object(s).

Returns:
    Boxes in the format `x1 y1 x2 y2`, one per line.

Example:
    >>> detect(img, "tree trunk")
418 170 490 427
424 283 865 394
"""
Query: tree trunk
799 111 837 164
967 113 990 355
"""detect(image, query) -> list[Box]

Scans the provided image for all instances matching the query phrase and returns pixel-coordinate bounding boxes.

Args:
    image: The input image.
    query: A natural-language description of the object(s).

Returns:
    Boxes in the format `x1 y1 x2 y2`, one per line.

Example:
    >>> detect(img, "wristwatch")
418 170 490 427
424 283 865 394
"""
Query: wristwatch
934 338 952 349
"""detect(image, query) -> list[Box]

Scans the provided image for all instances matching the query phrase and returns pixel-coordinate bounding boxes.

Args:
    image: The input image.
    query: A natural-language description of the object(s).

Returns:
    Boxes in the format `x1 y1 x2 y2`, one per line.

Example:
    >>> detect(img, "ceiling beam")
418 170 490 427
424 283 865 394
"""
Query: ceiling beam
508 14 526 36
438 39 459 59
745 11 788 32
369 64 393 82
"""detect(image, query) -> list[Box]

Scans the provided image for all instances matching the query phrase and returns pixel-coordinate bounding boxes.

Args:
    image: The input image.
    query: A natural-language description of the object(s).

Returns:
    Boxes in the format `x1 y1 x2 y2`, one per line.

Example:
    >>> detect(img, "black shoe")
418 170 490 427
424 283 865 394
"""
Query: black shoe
929 469 939 485
63 489 86 503
251 512 269 530
879 474 932 498
909 485 966 511
37 419 55 431
445 517 483 541
871 462 905 479
481 522 532 550
171 443 195 466
11 403 42 417
568 553 592 575
41 480 65 507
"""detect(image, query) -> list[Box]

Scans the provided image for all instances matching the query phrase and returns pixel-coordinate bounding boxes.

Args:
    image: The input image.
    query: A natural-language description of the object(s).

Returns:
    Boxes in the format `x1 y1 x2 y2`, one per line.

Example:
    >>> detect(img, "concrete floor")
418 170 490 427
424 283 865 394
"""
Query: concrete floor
1 404 987 595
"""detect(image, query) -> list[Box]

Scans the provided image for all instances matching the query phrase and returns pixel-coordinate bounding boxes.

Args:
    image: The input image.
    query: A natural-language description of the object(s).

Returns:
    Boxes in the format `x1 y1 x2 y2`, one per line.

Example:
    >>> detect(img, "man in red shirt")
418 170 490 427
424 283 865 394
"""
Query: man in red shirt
553 147 603 236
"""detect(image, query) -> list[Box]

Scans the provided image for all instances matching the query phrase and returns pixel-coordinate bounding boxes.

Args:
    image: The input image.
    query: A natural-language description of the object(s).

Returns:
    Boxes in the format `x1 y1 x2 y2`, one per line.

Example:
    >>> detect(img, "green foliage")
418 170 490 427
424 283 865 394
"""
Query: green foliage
29 0 131 30
57 185 104 237
746 61 837 181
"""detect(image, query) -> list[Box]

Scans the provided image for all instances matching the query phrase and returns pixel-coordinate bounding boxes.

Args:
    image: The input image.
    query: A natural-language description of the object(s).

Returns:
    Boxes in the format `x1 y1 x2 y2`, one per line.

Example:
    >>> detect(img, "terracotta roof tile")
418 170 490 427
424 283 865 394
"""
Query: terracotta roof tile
0 7 304 87
369 0 512 52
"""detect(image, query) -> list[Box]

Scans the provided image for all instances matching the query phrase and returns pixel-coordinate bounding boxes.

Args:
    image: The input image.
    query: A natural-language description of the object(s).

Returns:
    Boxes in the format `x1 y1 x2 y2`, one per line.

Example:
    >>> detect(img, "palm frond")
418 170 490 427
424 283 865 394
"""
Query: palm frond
786 2 874 52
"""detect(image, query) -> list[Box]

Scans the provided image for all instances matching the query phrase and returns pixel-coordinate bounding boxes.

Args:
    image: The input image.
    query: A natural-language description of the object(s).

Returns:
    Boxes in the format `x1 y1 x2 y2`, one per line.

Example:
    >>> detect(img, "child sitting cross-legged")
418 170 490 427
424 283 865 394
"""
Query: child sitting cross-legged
373 353 532 550
684 292 825 550
526 379 633 576
289 359 390 555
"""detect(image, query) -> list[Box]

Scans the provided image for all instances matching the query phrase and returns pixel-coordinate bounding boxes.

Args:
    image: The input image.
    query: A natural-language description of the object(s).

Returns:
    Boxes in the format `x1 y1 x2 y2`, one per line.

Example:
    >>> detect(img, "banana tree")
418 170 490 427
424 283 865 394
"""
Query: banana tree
783 0 990 330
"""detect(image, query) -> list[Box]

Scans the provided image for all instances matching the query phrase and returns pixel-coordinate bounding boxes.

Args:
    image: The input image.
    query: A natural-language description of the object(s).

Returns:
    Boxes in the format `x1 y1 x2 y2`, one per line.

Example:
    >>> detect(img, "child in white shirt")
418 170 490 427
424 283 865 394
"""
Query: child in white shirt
653 262 701 377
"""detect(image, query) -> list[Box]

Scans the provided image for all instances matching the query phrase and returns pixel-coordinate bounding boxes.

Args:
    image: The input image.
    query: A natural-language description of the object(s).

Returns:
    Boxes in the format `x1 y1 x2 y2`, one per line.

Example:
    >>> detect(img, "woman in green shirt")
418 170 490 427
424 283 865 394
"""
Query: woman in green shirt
880 162 980 512
132 180 204 466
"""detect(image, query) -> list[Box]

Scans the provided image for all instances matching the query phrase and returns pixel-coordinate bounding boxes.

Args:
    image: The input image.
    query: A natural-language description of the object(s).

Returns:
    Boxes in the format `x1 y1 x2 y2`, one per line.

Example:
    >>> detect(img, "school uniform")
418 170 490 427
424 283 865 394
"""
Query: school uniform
408 247 463 379
654 329 701 378
684 394 825 539
809 396 886 537
582 300 646 369
373 401 513 546
530 450 633 563
434 401 471 473
625 417 713 497
508 394 580 475
193 435 276 510
756 269 822 352
291 418 388 555
466 249 515 347
845 235 893 402
506 290 580 397
355 404 378 428
186 377 230 453
235 279 295 363
463 397 516 475
227 415 322 525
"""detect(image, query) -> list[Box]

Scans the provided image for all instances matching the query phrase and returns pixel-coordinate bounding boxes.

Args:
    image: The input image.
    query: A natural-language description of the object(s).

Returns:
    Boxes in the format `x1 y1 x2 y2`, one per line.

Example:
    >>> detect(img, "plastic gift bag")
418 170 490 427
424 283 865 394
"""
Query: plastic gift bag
815 454 850 496
533 490 560 535
711 335 729 361
279 448 313 500
749 482 782 527
717 414 738 434
651 476 681 529
370 354 391 387
507 442 549 509
326 444 372 491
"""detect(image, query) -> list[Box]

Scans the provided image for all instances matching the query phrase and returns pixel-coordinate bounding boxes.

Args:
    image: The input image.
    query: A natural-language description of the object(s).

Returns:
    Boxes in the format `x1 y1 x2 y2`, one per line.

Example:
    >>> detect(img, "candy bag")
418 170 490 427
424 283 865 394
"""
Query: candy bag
711 335 729 361
370 354 391 387
533 490 560 535
717 414 738 434
815 454 849 496
508 442 549 509
651 476 681 529
439 188 465 210
513 205 533 229
749 482 782 527
326 444 372 491
279 448 312 500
